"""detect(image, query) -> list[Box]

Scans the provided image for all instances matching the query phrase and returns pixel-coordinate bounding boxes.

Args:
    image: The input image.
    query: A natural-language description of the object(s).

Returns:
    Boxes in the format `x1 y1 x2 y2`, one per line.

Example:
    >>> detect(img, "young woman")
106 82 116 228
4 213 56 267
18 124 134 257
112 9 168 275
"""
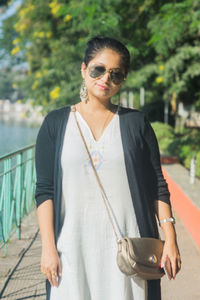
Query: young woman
35 36 181 300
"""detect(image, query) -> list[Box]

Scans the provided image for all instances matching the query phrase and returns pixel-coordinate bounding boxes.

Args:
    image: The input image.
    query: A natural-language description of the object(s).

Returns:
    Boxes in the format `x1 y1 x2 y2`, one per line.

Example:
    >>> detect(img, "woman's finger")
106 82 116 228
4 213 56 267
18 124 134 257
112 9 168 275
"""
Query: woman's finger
173 254 182 278
51 270 59 287
172 255 181 278
58 258 62 277
172 258 177 279
163 256 173 280
41 268 46 276
46 270 54 286
160 253 167 268
42 268 58 287
176 257 182 273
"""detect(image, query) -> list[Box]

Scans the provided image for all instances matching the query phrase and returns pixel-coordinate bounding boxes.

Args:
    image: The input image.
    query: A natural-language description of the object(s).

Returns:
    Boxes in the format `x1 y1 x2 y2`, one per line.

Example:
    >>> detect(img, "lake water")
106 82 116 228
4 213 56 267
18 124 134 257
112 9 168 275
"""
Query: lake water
0 119 40 157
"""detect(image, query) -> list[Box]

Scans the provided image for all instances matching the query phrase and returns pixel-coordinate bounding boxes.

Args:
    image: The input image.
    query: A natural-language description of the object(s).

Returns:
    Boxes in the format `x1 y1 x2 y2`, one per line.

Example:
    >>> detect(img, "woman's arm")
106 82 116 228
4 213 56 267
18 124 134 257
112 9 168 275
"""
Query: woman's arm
35 112 63 287
154 200 181 279
141 115 181 278
37 199 62 287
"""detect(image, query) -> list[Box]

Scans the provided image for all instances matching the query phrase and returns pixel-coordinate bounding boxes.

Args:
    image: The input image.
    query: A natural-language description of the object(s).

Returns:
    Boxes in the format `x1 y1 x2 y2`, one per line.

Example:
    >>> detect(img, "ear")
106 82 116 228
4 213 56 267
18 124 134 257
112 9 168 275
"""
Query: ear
81 62 87 79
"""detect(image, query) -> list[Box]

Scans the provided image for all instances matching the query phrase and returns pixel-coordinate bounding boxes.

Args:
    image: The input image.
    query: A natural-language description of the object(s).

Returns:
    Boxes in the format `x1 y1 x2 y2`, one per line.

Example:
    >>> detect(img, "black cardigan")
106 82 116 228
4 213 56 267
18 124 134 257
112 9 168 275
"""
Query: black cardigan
35 105 170 300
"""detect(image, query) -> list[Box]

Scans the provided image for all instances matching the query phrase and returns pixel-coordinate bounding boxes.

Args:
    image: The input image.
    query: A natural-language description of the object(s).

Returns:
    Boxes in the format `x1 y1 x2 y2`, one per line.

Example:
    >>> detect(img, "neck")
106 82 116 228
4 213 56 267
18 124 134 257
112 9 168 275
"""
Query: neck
82 94 115 113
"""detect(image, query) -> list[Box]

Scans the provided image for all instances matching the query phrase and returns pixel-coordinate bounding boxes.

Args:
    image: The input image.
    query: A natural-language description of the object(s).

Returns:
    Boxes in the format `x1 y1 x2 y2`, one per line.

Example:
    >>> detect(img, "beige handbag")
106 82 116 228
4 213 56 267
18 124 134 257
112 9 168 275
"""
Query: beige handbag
71 105 165 280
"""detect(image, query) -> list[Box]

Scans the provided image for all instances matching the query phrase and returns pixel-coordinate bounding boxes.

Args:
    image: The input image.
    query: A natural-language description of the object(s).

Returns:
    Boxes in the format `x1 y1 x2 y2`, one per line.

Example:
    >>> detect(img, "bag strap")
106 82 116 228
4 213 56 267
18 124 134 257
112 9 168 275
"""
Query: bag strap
71 104 121 243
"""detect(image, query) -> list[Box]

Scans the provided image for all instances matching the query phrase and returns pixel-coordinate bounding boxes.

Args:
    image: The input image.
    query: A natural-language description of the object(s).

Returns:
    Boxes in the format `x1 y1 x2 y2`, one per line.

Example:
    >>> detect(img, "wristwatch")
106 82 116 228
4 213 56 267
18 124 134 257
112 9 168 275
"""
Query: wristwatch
159 217 176 225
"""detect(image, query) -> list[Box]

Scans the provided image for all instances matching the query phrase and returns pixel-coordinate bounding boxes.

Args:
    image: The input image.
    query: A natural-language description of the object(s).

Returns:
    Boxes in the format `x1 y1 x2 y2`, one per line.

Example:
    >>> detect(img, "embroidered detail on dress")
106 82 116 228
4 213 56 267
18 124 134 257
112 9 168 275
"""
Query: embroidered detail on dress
88 150 104 170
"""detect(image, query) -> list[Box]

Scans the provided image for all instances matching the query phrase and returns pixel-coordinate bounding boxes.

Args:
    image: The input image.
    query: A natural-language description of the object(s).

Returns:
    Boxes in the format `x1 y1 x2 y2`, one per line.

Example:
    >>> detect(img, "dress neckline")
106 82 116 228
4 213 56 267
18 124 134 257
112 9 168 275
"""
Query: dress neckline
75 109 118 143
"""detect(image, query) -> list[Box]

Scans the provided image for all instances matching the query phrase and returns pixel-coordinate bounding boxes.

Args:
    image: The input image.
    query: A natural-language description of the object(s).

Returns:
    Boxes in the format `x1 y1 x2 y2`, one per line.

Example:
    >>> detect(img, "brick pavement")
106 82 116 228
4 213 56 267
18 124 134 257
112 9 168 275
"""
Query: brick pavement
0 163 199 299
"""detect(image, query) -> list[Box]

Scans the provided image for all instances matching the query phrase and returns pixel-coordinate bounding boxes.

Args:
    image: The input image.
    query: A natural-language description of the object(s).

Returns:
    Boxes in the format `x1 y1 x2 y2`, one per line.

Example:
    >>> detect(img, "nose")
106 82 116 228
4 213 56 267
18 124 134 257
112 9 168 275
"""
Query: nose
101 71 111 83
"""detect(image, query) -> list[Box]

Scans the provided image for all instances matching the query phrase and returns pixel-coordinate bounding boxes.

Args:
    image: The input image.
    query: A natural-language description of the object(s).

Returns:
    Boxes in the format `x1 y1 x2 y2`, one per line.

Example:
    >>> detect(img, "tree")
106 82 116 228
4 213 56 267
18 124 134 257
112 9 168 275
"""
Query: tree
4 0 199 119
0 14 21 66
0 68 14 99
8 0 168 112
131 0 200 122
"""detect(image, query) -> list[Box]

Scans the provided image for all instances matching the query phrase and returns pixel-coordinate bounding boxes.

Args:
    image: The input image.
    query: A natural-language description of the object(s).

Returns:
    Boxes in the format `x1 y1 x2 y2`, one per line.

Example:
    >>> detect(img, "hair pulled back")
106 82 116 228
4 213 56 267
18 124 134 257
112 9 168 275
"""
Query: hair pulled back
83 36 130 76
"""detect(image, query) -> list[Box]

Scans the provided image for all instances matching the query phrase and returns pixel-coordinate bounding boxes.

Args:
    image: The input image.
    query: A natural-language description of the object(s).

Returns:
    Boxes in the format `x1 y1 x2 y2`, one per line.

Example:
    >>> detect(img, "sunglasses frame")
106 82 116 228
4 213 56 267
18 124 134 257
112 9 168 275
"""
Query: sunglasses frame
88 64 126 85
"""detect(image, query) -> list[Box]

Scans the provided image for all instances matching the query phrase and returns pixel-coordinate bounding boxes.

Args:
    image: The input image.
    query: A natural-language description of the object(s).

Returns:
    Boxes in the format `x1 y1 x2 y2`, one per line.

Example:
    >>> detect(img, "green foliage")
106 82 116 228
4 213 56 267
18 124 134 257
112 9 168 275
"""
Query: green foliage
151 122 174 155
126 64 157 89
148 1 197 58
182 149 200 178
1 0 200 115
134 0 200 113
0 69 14 99
168 128 200 160
0 14 20 64
152 122 200 177
196 152 200 178
3 0 162 112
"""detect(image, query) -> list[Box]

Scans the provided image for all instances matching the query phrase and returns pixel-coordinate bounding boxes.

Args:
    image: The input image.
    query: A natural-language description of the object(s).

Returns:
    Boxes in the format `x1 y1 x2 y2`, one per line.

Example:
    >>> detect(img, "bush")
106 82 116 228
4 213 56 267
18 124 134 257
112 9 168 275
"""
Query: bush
151 122 174 155
196 152 200 178
168 128 200 161
151 122 200 178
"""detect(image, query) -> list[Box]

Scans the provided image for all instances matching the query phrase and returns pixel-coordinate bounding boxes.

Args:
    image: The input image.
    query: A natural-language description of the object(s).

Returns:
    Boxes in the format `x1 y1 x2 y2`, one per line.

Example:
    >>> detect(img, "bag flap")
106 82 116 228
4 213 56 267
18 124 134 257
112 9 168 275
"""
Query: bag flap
124 237 164 267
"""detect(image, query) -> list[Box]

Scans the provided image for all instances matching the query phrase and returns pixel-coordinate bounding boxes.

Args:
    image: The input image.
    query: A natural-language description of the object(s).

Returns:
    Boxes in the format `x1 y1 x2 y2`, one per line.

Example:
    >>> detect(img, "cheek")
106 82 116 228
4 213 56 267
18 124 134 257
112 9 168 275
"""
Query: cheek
110 85 121 95
84 72 95 86
84 75 121 95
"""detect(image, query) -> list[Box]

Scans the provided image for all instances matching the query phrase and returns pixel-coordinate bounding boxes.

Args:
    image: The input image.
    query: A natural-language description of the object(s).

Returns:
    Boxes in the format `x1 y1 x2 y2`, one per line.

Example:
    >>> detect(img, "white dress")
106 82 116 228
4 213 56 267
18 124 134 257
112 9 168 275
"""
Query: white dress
50 109 147 300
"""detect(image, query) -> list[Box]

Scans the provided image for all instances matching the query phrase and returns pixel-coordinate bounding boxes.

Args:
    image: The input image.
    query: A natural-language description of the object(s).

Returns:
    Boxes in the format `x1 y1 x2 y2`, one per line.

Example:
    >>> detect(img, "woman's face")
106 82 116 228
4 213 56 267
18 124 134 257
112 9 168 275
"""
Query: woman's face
81 48 125 102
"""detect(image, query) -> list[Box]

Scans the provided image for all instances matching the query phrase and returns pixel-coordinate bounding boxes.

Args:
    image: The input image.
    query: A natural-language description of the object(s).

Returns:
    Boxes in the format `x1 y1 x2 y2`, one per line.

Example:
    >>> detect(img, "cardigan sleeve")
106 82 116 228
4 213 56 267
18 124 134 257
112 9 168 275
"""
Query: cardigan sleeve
142 116 171 205
35 114 56 207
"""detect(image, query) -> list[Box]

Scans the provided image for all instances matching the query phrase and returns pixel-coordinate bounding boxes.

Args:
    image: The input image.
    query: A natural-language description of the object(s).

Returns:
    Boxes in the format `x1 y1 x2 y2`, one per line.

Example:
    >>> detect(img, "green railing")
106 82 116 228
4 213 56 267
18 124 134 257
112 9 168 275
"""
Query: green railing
0 144 36 254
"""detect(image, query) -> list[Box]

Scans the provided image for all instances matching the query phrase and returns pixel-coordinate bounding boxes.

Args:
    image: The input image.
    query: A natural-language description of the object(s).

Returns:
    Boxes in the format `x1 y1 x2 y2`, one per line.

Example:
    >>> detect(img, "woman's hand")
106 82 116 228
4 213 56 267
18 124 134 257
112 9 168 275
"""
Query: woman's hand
161 239 181 280
154 201 181 279
37 200 61 286
41 246 62 287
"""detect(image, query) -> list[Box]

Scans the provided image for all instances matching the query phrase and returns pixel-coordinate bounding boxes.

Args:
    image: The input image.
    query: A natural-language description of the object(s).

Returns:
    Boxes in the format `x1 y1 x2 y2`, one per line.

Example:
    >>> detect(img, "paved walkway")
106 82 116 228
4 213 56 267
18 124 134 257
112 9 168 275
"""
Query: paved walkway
0 210 45 299
0 163 200 299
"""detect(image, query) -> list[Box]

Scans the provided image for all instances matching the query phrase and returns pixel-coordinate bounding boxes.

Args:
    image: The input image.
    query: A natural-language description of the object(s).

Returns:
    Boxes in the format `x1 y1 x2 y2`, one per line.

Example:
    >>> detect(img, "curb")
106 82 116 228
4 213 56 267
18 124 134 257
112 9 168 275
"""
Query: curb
162 167 200 249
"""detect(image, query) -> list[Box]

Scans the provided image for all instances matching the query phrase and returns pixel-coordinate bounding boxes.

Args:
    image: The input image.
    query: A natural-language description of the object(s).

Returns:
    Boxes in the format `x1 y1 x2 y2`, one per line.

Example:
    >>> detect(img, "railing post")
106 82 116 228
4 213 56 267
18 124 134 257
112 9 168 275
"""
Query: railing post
14 153 23 239
0 144 36 254
2 158 15 254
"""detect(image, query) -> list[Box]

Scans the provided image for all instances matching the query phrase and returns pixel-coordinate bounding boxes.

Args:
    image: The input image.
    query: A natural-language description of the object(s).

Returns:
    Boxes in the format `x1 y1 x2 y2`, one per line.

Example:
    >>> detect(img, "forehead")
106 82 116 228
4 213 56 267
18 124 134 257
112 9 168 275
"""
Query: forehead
89 48 122 69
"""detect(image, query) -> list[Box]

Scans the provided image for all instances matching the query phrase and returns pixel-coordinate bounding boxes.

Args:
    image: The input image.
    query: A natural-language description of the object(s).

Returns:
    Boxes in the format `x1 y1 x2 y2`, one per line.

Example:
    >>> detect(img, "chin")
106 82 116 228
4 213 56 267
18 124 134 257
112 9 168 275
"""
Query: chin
90 89 111 99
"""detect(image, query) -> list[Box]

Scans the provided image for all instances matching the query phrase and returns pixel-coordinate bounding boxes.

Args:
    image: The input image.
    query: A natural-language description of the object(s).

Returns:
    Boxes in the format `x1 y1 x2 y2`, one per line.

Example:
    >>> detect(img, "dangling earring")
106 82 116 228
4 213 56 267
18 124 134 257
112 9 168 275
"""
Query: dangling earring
80 80 88 103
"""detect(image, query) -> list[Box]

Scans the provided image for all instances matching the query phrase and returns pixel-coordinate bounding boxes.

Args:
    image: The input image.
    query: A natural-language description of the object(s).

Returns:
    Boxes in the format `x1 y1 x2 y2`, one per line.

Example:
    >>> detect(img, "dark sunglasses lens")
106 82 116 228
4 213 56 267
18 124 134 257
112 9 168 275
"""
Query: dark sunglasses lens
90 66 106 78
111 71 125 85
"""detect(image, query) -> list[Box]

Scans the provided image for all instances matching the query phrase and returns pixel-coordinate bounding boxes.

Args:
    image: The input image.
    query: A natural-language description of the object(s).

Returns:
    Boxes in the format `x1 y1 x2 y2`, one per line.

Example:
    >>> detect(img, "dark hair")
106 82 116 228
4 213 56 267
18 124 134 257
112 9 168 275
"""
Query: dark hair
83 36 130 76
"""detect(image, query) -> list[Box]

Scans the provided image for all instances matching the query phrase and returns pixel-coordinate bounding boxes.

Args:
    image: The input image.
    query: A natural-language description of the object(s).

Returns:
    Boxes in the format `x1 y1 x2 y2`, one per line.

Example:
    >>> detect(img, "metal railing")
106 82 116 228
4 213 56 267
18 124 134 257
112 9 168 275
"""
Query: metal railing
0 144 36 254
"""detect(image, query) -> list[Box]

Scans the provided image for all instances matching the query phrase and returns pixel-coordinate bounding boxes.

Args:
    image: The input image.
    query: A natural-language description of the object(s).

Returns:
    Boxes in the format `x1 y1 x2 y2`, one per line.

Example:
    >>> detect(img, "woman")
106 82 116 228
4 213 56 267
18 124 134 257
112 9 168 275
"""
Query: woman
35 36 181 300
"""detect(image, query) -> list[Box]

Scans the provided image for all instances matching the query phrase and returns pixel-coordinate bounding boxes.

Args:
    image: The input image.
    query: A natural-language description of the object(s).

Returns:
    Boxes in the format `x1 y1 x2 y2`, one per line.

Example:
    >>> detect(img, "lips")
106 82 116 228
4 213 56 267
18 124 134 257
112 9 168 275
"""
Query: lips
97 83 109 90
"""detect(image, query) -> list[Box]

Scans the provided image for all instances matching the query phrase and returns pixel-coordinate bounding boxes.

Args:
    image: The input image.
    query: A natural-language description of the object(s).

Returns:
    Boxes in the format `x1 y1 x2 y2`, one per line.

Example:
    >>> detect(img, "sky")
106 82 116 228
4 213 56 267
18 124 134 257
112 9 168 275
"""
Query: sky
0 0 22 21
0 0 21 34
0 0 25 69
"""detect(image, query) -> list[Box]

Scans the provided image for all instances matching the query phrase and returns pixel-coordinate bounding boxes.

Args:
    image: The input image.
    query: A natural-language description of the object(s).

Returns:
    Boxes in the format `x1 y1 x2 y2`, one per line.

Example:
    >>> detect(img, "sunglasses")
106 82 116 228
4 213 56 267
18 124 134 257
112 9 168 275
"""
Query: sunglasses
88 64 126 85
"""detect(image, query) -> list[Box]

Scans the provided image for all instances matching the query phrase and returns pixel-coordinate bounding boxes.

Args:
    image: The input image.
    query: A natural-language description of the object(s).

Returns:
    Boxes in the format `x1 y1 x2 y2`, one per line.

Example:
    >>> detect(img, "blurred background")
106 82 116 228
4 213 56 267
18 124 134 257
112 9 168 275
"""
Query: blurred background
0 1 200 299
0 0 200 168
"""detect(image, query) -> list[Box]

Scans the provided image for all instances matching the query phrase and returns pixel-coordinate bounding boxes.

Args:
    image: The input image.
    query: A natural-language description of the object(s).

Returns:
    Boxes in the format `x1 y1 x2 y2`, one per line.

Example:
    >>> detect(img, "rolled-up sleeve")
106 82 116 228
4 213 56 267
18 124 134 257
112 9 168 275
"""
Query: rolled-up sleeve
142 116 170 205
35 115 55 207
